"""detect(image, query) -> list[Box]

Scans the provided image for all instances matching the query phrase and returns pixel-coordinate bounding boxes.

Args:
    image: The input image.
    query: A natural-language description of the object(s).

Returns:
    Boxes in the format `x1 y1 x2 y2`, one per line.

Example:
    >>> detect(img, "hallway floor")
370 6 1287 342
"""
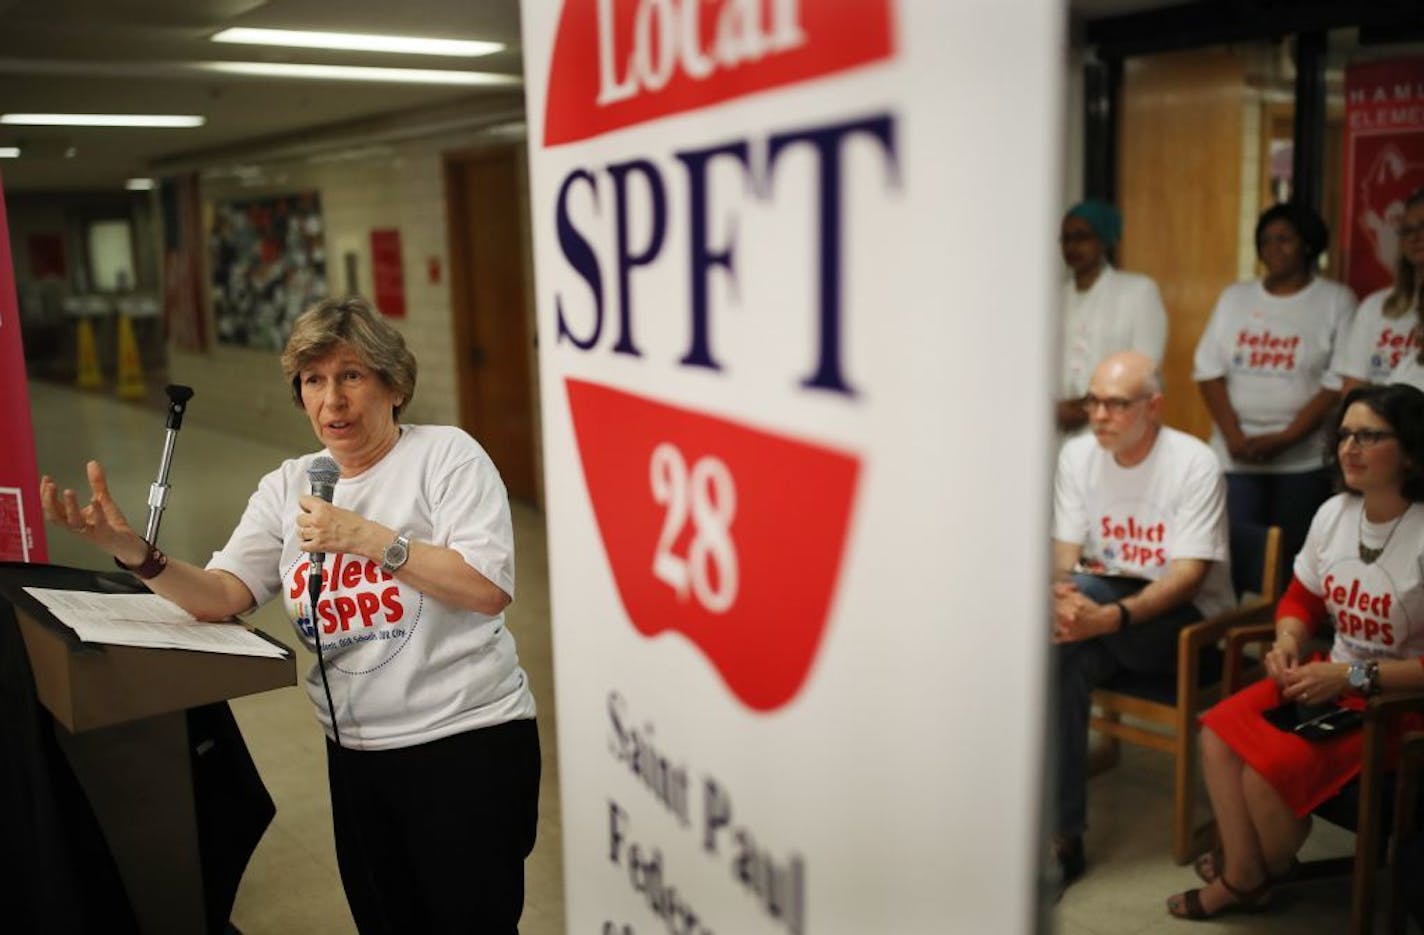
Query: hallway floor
27 380 1396 934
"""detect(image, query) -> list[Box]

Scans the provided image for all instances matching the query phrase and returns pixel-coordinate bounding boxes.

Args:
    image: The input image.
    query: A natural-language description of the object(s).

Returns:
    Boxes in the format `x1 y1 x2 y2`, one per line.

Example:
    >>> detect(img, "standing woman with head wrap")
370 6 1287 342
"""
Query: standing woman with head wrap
1193 202 1358 566
1057 200 1169 433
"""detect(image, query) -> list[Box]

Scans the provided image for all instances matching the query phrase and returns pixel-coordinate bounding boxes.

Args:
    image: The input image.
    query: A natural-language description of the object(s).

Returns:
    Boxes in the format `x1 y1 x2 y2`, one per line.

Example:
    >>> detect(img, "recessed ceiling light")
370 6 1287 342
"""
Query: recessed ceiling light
197 62 518 86
0 146 19 158
211 27 502 58
1 114 205 128
126 178 155 191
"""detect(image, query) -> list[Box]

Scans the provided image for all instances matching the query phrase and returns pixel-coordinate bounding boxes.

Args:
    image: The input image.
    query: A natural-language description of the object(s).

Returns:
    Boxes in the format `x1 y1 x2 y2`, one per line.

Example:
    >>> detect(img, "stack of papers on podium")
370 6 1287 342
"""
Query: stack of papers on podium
23 587 287 659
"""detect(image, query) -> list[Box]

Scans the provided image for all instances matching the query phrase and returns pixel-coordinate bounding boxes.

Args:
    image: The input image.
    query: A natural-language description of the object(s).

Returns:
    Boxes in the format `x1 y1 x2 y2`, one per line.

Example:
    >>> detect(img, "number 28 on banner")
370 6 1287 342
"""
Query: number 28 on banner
650 442 738 614
567 379 860 711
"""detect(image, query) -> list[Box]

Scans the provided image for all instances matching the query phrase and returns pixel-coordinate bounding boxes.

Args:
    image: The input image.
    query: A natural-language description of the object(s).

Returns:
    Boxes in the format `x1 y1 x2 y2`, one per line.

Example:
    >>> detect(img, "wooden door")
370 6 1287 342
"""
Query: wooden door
1117 48 1247 440
446 145 539 502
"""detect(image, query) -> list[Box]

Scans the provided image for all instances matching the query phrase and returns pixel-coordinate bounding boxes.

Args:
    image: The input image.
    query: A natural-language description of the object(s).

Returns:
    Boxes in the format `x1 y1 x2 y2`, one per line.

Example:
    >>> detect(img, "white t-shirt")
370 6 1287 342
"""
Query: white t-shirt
1335 288 1421 385
208 424 535 751
1192 277 1357 473
1060 265 1169 399
1293 494 1424 664
1388 349 1424 392
1054 426 1236 619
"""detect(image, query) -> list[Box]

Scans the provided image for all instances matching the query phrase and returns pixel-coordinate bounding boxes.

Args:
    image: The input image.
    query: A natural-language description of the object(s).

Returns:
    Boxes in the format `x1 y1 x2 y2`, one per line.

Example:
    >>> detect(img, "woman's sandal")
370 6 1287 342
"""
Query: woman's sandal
1192 847 1223 884
1167 876 1272 921
1193 847 1300 887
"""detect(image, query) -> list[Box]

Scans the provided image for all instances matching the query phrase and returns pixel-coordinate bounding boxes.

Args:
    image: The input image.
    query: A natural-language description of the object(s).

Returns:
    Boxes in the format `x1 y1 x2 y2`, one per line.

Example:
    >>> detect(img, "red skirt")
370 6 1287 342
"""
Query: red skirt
1201 677 1368 818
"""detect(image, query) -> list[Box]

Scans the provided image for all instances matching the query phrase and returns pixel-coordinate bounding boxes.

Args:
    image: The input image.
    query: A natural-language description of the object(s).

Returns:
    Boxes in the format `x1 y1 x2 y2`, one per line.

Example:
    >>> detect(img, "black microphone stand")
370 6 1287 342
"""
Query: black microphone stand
144 384 195 547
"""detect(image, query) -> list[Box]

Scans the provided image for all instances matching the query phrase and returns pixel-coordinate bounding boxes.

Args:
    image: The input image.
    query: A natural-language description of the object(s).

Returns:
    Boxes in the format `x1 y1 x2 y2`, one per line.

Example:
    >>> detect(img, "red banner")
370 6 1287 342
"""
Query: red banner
0 171 48 562
1341 57 1424 299
370 228 407 318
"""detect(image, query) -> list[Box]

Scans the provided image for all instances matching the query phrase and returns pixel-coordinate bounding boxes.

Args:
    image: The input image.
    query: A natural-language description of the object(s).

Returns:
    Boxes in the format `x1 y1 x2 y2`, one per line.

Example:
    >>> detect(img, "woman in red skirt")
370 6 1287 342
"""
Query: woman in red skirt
1166 382 1424 920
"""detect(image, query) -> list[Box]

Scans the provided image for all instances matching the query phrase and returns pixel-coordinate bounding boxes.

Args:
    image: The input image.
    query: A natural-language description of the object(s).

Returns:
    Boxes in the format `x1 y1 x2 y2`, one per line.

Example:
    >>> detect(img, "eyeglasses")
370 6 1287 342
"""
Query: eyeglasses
1338 429 1397 449
1059 231 1098 245
1399 223 1424 239
1080 394 1146 414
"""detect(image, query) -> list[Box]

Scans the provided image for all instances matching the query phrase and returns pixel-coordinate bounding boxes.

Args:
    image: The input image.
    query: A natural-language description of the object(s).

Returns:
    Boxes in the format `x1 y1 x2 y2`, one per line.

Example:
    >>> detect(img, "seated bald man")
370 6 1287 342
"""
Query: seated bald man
1050 351 1235 890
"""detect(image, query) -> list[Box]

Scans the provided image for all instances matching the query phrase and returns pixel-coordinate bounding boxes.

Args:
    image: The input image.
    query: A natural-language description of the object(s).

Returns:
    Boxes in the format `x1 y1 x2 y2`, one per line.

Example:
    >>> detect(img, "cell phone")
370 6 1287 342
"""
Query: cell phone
1263 701 1363 740
1262 700 1331 732
1293 706 1363 741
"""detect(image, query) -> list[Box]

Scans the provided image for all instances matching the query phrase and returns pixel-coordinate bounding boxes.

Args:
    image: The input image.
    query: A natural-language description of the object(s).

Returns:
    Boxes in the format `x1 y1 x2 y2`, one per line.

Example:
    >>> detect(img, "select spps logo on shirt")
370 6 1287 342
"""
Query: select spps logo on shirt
1324 569 1399 647
1372 326 1422 374
566 378 860 711
1232 328 1300 372
1098 514 1167 568
543 0 895 146
285 554 419 664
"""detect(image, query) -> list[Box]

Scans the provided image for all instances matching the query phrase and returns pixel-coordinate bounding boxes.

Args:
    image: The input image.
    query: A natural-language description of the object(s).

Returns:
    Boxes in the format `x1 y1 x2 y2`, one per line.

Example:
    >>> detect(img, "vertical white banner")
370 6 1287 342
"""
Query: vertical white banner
521 2 1062 932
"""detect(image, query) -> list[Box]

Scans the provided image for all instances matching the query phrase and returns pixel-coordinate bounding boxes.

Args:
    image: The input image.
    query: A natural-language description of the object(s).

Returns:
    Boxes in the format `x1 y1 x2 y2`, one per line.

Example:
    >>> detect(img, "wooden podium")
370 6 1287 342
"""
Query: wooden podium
0 562 296 935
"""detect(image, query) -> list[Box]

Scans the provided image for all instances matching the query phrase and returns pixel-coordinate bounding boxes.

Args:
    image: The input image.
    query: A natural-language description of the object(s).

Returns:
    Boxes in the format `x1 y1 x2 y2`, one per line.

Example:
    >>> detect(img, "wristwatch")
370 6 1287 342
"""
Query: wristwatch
1346 660 1380 696
380 533 411 575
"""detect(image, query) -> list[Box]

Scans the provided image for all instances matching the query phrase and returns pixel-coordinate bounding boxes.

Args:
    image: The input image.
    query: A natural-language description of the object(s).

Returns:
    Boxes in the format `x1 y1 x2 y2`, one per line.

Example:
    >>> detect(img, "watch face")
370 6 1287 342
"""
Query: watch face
384 538 408 568
1348 664 1367 688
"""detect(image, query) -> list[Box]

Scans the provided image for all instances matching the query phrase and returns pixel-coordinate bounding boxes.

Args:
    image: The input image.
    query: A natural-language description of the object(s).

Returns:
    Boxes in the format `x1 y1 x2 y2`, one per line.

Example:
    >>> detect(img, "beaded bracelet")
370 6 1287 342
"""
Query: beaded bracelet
114 542 170 580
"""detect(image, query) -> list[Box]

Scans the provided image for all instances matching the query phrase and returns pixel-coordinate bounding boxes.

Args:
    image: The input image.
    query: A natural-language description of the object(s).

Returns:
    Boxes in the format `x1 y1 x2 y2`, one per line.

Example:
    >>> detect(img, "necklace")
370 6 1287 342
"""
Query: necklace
1358 506 1408 564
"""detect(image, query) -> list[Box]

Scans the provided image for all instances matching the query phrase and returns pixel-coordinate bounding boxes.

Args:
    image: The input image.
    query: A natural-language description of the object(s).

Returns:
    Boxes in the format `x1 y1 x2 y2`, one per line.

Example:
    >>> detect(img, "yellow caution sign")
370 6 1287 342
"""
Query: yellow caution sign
116 315 146 400
75 318 103 390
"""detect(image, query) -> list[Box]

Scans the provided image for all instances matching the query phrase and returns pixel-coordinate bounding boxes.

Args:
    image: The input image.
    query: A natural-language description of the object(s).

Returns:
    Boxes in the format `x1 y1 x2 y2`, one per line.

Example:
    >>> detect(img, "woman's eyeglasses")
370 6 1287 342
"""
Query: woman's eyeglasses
1337 429 1396 448
1398 222 1424 239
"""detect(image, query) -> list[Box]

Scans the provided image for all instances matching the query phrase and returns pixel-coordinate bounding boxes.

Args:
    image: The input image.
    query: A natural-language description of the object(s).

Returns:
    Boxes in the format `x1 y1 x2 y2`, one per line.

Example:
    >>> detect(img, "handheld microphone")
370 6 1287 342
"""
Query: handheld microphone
306 455 344 750
306 456 340 608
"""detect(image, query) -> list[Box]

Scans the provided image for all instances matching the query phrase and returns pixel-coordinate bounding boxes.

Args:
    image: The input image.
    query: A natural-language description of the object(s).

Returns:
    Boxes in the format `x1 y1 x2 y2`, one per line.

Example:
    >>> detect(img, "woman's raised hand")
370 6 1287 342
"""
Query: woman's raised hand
40 461 147 564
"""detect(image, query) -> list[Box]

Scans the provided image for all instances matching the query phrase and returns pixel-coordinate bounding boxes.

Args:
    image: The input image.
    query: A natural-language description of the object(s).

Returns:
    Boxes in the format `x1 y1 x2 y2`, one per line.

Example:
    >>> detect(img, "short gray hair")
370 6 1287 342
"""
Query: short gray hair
280 295 417 419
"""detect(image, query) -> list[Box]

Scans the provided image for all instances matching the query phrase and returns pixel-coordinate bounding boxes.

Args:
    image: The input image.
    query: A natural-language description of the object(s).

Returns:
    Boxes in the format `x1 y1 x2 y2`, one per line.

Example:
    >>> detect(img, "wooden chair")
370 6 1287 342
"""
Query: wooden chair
1088 525 1282 865
1221 626 1424 935
1388 730 1424 934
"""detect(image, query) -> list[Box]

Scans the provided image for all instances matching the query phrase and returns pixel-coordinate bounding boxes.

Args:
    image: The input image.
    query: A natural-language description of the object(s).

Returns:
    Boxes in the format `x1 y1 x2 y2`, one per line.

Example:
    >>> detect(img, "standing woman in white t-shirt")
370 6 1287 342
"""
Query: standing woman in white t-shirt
1193 202 1357 566
1056 199 1169 433
1338 187 1424 393
41 296 540 934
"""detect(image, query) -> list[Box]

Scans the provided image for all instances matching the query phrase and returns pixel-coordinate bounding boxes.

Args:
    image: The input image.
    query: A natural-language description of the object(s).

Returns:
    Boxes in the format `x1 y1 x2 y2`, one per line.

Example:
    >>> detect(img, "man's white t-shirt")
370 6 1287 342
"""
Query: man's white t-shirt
1192 277 1356 473
1293 494 1424 665
1060 265 1169 399
1335 289 1420 386
1054 426 1235 619
208 424 535 751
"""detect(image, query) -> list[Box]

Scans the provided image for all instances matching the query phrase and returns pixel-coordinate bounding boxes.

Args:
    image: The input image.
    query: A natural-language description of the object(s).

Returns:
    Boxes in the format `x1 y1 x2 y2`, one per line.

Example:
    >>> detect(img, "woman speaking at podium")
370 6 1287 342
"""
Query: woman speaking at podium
40 295 540 934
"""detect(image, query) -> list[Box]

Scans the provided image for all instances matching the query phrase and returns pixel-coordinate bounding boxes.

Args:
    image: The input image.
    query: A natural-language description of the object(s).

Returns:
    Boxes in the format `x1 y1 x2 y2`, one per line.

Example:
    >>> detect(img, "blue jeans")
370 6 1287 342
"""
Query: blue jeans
1053 574 1202 837
1226 469 1333 577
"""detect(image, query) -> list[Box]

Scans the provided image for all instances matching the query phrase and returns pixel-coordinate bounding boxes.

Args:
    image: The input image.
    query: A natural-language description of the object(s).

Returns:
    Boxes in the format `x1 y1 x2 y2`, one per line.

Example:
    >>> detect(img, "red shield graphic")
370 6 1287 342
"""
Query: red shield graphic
566 378 860 710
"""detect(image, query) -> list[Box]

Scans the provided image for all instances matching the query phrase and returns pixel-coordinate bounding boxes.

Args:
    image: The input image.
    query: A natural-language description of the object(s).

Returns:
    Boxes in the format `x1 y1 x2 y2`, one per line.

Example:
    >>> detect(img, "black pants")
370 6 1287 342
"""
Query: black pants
326 718 541 934
1226 469 1333 574
1054 575 1202 837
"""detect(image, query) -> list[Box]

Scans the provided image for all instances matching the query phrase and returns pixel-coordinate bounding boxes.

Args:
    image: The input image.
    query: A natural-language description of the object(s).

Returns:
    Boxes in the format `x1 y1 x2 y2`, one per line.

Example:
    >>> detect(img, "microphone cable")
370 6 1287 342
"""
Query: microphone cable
307 568 343 750
304 457 393 930
306 456 344 749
